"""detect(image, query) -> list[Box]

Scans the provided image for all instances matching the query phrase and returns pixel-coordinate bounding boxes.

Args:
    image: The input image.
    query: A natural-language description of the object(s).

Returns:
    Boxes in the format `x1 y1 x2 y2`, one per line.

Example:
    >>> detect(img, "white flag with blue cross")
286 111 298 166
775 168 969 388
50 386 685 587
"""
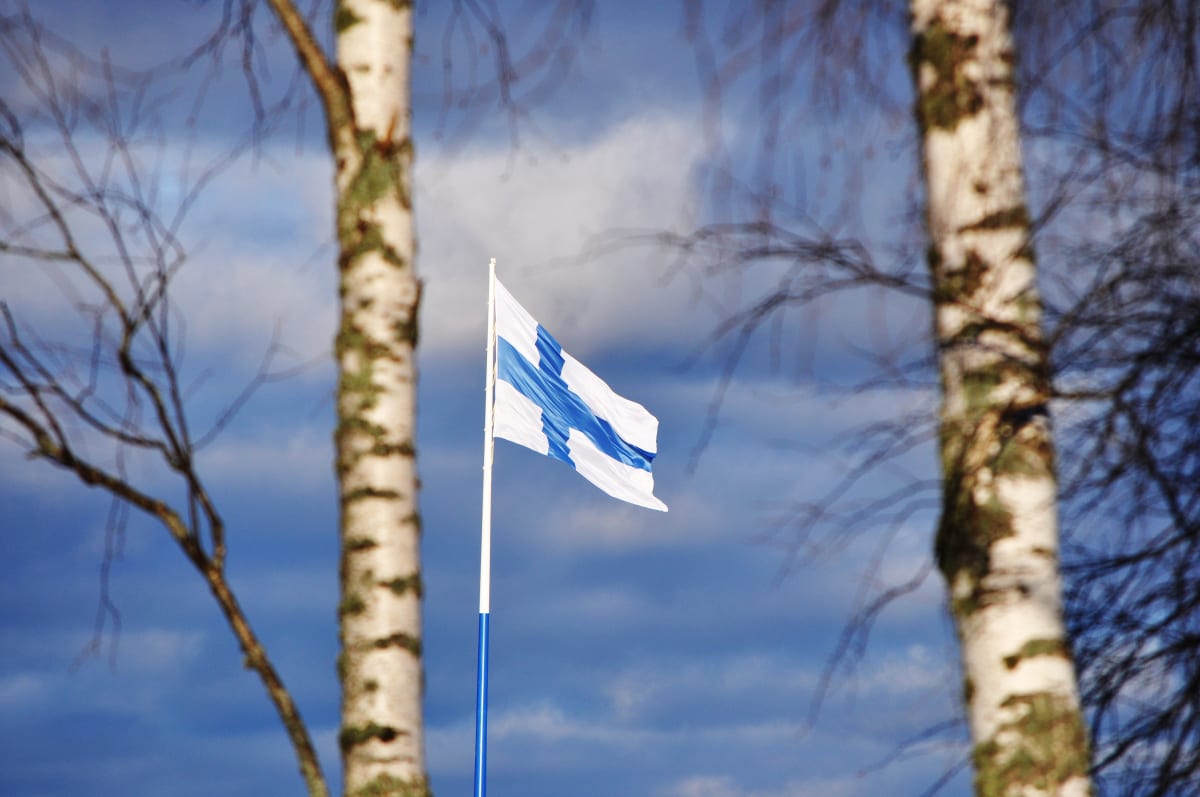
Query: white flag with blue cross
491 277 668 512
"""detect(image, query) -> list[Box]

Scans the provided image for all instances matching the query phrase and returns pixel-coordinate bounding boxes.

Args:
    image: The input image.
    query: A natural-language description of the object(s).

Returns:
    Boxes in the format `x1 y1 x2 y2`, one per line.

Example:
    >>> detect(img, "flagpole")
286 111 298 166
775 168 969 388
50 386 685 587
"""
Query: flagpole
474 258 497 797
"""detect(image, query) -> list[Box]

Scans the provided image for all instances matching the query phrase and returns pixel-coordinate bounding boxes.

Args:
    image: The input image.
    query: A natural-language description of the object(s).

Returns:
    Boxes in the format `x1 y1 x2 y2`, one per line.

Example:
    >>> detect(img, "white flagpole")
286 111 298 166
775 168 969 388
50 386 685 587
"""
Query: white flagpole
474 258 497 797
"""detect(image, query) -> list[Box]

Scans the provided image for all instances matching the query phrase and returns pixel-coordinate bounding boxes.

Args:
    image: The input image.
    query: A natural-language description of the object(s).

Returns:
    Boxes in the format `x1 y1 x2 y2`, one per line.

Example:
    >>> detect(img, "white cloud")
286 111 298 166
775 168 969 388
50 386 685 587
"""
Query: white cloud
664 775 746 797
166 152 338 366
234 566 337 618
604 653 819 723
118 627 206 674
195 425 332 494
171 248 336 368
0 626 206 719
486 701 801 750
857 644 953 697
490 703 606 742
416 113 708 360
661 774 865 797
524 494 696 552
0 672 50 710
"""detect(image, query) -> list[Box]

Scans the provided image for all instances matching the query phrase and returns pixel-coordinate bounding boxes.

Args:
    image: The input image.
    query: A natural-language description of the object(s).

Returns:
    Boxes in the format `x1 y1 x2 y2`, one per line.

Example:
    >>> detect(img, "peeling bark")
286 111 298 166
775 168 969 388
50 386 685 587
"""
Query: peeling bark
909 1 1092 794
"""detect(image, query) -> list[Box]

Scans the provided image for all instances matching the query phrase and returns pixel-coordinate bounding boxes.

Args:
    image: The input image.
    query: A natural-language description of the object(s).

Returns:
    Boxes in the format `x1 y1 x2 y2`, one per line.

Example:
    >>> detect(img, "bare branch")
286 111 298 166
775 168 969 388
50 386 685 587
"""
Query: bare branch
265 0 354 151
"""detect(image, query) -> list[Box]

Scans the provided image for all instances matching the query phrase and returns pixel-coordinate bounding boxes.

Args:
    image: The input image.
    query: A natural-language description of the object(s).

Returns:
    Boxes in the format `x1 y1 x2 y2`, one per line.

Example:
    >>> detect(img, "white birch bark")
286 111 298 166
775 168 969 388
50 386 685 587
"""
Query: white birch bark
269 0 427 791
330 1 425 795
908 1 1092 794
266 0 426 792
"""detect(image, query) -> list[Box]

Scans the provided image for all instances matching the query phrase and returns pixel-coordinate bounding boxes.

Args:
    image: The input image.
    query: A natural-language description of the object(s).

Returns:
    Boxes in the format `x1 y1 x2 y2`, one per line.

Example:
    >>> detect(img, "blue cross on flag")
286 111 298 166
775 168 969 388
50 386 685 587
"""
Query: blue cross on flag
492 278 667 512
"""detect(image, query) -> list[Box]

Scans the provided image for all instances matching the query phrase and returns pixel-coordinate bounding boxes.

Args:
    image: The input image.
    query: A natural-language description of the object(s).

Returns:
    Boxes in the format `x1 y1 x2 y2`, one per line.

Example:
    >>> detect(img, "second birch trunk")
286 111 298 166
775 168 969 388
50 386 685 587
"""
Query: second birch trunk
908 1 1092 794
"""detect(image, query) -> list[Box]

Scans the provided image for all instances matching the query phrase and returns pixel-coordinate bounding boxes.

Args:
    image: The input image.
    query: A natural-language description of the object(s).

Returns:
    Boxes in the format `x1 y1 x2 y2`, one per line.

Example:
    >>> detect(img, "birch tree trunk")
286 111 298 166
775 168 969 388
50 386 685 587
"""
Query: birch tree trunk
330 3 425 795
908 1 1092 794
269 1 426 795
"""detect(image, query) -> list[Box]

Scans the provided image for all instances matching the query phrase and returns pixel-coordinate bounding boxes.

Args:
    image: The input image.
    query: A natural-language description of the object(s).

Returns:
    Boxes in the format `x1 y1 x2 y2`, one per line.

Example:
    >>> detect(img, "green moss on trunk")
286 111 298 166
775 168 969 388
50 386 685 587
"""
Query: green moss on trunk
992 422 1053 479
348 774 430 797
973 692 1089 796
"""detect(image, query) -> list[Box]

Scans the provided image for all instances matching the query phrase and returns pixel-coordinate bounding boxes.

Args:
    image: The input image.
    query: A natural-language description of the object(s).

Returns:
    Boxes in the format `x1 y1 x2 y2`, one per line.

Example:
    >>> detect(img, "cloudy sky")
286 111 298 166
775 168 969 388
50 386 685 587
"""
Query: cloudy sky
0 2 971 795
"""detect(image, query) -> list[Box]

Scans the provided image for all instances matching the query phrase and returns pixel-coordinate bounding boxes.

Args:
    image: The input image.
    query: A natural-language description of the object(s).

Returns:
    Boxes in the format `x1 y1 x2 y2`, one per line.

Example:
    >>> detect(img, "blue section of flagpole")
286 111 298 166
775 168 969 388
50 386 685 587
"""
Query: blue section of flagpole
473 611 490 797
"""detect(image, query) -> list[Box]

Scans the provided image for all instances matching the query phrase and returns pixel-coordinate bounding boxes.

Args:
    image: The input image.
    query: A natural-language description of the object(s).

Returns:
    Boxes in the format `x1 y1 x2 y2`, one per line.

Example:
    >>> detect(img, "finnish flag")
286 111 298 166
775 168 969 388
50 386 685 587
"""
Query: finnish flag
492 278 667 512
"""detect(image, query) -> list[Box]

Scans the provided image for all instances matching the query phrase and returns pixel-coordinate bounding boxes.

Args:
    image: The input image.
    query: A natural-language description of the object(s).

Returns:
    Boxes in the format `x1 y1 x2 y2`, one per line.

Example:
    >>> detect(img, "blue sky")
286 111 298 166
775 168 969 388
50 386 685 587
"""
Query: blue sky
0 2 971 795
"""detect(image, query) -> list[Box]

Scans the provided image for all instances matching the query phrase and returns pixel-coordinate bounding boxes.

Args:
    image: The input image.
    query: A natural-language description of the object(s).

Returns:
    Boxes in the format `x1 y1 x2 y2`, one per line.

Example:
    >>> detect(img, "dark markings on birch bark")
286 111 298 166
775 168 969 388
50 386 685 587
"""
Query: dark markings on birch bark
909 17 984 131
1003 638 1069 670
381 574 423 597
339 722 405 752
334 2 362 32
959 205 1031 233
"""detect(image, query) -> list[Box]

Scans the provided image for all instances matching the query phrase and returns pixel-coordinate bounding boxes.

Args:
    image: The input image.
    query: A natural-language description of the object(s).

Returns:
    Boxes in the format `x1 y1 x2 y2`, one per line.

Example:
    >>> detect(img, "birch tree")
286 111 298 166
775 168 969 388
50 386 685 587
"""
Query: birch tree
909 1 1090 793
265 3 426 794
674 1 1105 793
